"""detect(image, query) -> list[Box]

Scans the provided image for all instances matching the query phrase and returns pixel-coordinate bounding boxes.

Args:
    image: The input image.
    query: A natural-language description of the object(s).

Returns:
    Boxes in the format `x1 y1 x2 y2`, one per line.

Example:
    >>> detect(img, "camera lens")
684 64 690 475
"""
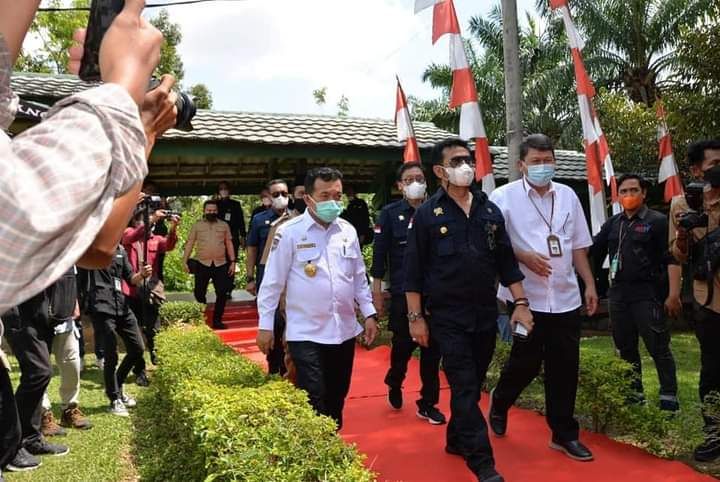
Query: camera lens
175 92 197 132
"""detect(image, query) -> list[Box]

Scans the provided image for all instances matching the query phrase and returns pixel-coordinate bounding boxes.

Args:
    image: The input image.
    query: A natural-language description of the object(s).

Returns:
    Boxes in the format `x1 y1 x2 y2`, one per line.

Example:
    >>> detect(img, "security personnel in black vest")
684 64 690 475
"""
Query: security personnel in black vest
593 174 679 411
371 162 444 424
403 138 533 482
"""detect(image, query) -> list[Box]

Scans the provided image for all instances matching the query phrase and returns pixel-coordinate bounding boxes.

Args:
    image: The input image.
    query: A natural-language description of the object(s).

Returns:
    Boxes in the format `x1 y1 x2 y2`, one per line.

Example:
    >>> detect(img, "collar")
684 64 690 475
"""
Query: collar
522 177 556 197
624 205 648 220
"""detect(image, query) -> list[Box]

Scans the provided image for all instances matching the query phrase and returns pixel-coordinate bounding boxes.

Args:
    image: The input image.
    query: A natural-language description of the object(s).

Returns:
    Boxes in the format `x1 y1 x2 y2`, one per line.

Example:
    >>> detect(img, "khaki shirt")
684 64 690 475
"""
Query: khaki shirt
186 220 232 267
669 195 720 313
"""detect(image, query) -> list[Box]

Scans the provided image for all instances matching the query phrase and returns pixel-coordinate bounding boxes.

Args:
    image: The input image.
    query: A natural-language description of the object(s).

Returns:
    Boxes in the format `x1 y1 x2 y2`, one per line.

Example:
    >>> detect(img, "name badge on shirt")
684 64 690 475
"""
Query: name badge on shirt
547 234 562 257
224 213 231 221
113 277 122 292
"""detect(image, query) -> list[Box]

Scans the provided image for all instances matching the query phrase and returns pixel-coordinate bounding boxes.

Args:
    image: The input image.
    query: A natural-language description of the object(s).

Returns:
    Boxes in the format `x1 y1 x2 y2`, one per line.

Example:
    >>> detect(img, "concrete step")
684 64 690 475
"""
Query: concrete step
215 326 258 344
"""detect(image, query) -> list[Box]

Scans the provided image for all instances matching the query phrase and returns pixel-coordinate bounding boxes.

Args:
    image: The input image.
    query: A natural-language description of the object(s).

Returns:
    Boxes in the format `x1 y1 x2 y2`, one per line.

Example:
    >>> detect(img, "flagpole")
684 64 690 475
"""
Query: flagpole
501 0 523 181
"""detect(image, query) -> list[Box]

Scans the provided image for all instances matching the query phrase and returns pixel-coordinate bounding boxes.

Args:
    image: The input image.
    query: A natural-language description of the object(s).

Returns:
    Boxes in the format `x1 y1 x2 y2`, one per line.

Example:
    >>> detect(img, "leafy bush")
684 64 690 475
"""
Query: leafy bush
134 326 373 482
576 351 636 433
484 338 511 391
158 301 206 327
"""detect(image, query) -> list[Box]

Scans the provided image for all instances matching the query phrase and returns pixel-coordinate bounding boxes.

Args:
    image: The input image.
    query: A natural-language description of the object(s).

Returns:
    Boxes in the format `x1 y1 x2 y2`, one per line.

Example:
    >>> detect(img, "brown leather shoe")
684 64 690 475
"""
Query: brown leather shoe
41 409 67 437
61 403 93 430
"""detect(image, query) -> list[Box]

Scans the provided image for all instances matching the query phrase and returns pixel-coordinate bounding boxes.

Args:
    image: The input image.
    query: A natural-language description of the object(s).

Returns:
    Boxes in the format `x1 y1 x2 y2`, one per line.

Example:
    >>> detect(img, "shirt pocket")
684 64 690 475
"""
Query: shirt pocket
431 222 456 256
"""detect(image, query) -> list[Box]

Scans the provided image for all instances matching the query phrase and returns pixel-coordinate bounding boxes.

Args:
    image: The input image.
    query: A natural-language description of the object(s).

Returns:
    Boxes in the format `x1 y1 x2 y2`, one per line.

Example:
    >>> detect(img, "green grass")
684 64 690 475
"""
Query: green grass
4 356 145 482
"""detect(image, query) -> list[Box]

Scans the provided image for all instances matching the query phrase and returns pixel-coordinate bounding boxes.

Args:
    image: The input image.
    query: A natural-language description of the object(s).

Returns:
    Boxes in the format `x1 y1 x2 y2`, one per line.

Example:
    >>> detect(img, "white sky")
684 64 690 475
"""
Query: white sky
166 0 538 118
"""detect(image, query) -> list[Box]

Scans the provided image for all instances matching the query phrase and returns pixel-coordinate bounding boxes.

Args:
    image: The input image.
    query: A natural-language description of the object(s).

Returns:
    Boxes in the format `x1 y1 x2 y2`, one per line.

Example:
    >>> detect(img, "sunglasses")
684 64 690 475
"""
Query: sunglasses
270 191 289 198
447 155 475 168
400 175 426 186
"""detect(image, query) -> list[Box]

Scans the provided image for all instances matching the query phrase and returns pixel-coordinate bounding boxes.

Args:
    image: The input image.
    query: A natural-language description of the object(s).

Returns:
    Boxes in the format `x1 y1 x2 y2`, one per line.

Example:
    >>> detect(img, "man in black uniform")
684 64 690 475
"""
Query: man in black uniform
404 138 533 482
341 184 373 246
217 181 246 297
86 245 150 416
371 161 444 424
593 174 679 411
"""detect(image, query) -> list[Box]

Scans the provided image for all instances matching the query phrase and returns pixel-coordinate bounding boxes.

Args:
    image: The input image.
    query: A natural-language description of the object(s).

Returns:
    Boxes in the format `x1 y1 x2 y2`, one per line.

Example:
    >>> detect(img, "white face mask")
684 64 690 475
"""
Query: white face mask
271 195 288 210
444 163 475 187
404 181 427 200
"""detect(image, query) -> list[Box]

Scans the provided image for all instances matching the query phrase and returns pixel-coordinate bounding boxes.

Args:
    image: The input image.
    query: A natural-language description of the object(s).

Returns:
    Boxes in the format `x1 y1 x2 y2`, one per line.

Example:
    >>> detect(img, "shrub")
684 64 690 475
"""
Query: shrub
134 326 374 482
484 338 511 391
576 351 635 433
158 301 205 327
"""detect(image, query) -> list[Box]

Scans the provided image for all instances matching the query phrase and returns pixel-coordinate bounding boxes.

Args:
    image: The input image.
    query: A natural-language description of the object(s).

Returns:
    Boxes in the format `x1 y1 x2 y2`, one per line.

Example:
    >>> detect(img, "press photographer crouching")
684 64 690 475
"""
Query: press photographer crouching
669 139 720 463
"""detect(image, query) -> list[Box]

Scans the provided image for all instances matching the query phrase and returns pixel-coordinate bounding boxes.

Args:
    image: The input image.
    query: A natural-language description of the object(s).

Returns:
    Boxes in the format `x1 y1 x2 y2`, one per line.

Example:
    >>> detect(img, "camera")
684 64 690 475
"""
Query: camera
678 182 708 231
137 195 181 219
147 79 197 132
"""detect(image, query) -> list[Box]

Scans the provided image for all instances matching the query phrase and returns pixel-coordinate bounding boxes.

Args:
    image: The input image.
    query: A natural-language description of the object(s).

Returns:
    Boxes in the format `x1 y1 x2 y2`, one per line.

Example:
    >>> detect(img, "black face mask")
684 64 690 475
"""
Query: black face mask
703 164 720 188
204 213 218 222
293 198 307 214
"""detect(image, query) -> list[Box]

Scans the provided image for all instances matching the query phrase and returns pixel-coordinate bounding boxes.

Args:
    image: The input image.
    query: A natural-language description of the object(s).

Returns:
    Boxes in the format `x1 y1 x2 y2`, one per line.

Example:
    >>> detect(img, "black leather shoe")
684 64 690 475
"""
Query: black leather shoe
694 437 720 462
387 386 402 410
475 466 504 482
488 388 507 437
550 438 593 461
212 322 227 330
445 444 464 457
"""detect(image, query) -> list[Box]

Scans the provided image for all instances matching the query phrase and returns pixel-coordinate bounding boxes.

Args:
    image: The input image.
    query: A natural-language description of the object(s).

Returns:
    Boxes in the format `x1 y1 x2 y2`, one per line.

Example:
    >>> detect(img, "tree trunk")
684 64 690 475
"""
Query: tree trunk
501 0 523 181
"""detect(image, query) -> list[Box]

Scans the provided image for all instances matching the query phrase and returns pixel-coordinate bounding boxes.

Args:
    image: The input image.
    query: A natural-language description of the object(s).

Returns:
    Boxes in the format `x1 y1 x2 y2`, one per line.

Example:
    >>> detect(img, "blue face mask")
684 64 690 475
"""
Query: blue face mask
311 199 344 223
526 164 555 187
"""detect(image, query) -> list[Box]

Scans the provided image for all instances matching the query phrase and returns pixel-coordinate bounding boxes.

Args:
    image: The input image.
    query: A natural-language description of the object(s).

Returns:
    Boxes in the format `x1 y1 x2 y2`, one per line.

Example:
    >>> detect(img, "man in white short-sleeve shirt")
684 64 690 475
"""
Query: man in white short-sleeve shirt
488 134 598 462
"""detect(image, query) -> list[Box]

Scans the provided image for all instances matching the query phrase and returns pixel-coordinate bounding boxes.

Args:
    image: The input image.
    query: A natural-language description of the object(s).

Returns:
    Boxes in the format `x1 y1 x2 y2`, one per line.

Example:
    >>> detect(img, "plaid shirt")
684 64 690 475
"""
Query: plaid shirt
0 34 147 314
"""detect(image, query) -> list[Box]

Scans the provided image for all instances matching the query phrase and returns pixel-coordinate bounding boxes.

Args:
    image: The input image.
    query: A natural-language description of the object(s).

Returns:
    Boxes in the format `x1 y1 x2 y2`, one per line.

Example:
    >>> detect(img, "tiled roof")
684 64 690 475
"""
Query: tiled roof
10 72 588 181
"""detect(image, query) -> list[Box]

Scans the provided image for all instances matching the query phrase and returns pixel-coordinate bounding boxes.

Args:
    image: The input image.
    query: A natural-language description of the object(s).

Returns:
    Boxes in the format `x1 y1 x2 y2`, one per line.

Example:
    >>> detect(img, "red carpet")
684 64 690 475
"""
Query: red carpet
207 304 713 481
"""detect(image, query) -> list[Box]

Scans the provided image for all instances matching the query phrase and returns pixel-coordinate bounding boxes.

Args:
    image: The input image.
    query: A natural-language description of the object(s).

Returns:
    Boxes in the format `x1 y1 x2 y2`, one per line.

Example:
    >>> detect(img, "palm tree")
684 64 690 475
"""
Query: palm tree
538 0 713 105
414 5 580 148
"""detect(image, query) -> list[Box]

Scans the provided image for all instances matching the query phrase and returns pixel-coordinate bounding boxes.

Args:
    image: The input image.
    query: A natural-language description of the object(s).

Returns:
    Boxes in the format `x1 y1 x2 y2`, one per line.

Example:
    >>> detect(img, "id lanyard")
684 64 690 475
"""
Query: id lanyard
528 191 562 257
610 218 635 281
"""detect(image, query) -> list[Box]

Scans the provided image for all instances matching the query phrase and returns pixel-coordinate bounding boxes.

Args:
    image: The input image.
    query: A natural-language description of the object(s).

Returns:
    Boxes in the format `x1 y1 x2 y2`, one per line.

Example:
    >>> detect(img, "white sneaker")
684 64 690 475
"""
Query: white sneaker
108 399 129 417
96 357 104 370
121 393 137 409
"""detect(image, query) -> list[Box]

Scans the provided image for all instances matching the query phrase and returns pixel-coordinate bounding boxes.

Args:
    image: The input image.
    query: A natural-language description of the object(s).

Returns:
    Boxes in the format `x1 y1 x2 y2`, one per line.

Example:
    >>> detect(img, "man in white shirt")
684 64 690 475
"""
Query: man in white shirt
256 167 378 429
488 134 598 462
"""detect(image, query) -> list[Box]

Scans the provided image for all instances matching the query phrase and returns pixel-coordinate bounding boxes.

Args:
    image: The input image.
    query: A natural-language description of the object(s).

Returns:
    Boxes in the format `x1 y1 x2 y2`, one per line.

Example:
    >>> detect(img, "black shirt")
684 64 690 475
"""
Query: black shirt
341 197 372 245
217 198 246 239
86 246 135 317
403 187 524 331
593 205 675 300
370 199 415 297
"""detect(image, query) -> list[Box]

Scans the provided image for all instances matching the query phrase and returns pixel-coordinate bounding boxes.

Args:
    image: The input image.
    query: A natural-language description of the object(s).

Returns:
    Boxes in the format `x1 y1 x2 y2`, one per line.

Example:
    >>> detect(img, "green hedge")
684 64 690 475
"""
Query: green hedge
134 326 374 482
158 301 206 327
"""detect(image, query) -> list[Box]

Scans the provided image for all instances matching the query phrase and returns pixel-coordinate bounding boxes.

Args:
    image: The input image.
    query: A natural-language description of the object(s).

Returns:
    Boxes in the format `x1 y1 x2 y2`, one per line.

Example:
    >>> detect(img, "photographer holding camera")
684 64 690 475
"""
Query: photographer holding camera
669 139 720 463
123 200 178 375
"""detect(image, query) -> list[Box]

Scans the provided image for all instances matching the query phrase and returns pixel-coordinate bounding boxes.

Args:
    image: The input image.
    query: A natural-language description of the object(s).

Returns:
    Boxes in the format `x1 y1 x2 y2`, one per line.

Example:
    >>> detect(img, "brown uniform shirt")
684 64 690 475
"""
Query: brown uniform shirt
669 195 720 313
186 220 232 267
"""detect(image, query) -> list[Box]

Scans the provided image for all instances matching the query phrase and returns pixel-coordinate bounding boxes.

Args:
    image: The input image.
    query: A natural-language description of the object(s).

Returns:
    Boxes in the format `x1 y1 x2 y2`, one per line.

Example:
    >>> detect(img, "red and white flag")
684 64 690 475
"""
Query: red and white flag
395 78 421 163
656 101 683 202
552 0 619 234
417 0 494 193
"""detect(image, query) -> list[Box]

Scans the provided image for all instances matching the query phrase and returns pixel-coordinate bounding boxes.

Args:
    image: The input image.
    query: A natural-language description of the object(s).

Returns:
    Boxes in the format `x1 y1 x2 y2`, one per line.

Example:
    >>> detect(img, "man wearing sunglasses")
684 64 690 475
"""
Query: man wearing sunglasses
246 179 291 374
404 138 532 482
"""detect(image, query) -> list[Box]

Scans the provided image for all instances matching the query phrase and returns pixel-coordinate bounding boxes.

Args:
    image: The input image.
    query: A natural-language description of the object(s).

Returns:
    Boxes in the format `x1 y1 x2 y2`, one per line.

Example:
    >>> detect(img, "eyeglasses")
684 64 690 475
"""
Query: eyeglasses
400 175 426 186
447 155 475 168
271 191 289 198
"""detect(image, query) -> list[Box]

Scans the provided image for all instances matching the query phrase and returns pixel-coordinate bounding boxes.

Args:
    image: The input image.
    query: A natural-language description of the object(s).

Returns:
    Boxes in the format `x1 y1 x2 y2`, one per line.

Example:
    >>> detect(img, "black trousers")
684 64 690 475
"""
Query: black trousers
129 296 159 368
493 309 581 442
0 355 21 467
193 262 230 326
92 310 145 402
693 303 720 429
609 296 678 398
257 267 286 376
226 237 241 296
384 295 441 408
3 294 52 447
287 338 355 430
431 320 496 473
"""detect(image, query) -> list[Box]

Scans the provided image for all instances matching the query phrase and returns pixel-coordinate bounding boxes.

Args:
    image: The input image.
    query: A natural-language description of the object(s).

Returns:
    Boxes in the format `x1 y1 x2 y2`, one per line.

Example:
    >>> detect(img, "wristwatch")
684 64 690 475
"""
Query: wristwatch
407 311 424 323
514 297 530 308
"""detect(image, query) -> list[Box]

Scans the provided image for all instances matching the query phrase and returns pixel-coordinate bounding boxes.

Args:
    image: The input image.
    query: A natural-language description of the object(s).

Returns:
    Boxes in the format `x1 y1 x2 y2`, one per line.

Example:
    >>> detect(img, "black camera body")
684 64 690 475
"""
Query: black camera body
136 195 181 219
678 182 708 231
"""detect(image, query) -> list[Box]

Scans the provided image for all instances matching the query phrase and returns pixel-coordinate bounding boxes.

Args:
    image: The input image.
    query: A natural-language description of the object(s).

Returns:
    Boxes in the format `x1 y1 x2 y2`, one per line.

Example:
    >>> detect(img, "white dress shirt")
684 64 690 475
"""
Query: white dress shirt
257 211 376 344
490 178 593 313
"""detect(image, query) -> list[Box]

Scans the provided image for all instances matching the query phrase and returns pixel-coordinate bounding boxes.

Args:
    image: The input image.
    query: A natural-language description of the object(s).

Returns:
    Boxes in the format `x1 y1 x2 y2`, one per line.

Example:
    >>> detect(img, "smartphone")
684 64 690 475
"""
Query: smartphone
78 0 125 81
512 322 529 340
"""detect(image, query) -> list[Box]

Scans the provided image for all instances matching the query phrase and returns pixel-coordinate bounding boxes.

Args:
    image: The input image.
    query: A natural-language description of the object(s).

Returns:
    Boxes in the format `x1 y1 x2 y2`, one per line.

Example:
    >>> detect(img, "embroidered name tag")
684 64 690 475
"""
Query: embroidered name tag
296 243 317 250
